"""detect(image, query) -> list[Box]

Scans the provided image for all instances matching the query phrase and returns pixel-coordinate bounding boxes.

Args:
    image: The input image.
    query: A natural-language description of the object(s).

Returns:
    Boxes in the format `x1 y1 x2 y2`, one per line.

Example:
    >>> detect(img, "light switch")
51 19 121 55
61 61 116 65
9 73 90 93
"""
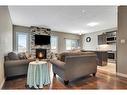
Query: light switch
121 39 126 44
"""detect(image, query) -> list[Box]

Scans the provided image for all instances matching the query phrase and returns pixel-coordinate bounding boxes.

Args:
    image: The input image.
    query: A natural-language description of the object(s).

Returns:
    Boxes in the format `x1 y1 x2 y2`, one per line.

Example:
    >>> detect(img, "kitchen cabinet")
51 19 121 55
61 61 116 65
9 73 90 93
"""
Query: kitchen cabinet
96 51 108 66
98 33 107 45
83 50 108 66
106 31 116 44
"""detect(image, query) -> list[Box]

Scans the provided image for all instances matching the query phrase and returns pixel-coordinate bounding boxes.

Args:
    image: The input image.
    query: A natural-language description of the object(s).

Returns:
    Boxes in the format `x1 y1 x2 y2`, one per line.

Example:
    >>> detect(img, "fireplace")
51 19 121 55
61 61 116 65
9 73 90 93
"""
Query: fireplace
36 49 46 59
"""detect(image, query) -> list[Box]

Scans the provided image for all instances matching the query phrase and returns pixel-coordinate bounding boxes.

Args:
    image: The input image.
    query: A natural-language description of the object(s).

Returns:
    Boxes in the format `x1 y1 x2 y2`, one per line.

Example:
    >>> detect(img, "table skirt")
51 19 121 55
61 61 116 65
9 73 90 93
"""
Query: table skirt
27 63 50 88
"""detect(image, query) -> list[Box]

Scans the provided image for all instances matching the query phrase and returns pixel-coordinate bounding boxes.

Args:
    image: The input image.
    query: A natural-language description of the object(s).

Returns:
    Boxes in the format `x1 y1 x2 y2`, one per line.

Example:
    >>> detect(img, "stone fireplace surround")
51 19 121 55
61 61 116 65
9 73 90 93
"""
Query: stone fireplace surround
30 26 51 59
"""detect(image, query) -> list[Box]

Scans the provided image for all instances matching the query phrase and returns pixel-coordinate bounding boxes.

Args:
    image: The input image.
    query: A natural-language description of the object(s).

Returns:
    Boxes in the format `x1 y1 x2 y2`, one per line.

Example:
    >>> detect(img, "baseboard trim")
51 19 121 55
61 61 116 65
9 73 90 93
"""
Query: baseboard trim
117 72 127 78
0 79 5 89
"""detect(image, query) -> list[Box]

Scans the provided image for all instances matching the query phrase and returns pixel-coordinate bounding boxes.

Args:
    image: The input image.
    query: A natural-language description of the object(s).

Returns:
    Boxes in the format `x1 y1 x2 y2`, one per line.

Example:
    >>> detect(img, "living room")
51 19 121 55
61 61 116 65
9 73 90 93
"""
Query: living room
1 5 127 91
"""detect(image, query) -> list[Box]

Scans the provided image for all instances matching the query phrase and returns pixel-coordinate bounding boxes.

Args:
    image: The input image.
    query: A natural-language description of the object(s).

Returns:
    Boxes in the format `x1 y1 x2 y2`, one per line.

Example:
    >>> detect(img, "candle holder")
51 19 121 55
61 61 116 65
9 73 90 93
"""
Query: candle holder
36 58 39 63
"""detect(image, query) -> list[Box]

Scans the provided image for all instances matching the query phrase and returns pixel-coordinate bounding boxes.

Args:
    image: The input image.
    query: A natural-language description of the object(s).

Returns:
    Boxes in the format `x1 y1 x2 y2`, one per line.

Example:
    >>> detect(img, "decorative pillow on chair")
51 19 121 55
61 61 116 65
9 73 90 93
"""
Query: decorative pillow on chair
25 52 31 59
50 52 58 60
18 52 27 59
8 52 19 60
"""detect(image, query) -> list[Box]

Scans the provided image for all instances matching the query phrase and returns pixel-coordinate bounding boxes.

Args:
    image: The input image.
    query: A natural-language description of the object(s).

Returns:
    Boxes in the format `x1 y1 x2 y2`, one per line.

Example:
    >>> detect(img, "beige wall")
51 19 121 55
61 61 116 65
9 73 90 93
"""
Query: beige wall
117 6 127 75
0 6 13 88
51 31 81 53
13 25 31 51
13 25 81 53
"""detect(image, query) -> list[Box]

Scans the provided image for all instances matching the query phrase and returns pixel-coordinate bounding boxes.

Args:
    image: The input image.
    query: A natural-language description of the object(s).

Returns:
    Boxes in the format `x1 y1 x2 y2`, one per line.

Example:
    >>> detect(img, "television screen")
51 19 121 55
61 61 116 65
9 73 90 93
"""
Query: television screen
35 35 50 45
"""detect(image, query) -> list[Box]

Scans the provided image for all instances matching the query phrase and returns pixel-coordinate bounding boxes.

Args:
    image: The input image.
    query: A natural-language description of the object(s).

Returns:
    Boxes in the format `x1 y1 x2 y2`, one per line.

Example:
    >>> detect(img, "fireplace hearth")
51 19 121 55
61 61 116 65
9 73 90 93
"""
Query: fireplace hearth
36 49 46 59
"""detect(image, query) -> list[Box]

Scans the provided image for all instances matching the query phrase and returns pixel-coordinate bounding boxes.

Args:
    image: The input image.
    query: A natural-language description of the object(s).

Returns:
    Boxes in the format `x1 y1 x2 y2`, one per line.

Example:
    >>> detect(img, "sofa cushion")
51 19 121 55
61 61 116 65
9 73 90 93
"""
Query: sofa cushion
58 51 96 62
8 52 19 60
50 52 58 60
18 52 27 59
50 59 65 70
25 52 32 59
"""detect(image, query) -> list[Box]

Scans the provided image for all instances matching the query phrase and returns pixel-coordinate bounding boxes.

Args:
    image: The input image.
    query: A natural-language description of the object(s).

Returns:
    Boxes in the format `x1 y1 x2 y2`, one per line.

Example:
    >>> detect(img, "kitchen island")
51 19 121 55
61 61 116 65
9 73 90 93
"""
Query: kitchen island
81 50 108 66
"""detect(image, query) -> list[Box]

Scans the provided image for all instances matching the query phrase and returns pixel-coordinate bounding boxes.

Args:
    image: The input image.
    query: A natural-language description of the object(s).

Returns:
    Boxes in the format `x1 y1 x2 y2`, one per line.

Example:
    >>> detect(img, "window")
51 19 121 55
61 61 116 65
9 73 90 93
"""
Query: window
16 32 29 52
65 39 79 50
51 36 58 53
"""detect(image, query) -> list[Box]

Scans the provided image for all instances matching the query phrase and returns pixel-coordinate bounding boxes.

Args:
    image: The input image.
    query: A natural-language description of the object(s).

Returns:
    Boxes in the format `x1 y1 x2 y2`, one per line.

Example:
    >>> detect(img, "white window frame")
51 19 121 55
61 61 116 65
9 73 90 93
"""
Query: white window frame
51 36 58 53
65 39 79 50
16 32 29 52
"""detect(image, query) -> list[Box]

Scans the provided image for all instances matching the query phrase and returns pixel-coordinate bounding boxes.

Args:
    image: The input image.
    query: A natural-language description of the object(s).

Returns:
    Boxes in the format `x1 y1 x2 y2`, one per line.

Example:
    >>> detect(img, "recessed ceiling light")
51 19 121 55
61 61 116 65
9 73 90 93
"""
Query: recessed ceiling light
82 10 85 13
87 22 99 27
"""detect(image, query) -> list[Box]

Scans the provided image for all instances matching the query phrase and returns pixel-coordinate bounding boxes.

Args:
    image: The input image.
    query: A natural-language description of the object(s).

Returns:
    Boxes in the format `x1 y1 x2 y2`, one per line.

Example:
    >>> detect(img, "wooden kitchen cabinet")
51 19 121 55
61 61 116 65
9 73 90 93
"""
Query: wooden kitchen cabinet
96 51 108 66
98 33 107 45
83 50 108 66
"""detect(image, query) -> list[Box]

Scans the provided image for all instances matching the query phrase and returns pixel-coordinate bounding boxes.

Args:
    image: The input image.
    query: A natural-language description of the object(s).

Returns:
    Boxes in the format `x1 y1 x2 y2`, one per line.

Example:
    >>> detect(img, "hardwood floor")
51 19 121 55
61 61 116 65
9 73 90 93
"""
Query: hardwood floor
2 68 127 89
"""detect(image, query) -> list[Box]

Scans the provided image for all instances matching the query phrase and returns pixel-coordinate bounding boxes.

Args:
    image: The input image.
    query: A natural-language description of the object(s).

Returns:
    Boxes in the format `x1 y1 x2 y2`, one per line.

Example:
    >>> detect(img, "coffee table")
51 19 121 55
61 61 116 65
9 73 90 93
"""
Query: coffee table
27 60 50 89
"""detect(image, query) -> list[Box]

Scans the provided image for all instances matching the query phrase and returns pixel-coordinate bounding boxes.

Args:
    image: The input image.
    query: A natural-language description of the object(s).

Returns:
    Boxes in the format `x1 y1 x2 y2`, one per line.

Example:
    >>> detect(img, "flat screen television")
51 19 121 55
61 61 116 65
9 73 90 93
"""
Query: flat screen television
35 35 50 45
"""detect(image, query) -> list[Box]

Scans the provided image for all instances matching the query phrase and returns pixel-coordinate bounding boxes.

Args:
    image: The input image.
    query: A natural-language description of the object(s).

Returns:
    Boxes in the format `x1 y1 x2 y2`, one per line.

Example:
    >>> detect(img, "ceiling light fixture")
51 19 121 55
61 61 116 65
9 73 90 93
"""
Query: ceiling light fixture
87 22 99 27
82 10 85 13
79 30 87 35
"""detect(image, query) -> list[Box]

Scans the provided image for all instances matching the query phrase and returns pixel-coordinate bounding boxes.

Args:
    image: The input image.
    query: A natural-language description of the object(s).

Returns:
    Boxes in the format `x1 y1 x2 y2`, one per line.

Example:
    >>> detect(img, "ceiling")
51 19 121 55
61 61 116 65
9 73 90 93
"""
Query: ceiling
8 6 117 34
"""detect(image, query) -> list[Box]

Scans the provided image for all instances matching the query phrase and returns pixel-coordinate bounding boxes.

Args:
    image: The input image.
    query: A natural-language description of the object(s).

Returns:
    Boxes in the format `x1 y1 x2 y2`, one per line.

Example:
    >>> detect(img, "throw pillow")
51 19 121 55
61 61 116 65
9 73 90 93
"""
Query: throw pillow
52 53 58 60
18 52 27 59
8 52 19 60
25 52 31 59
50 52 58 60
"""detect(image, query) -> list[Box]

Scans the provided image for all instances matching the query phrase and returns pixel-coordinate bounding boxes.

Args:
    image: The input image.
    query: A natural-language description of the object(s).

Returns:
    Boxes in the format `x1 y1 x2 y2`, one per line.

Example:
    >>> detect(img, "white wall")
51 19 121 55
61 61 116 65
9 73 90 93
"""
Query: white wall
0 6 13 89
82 28 117 51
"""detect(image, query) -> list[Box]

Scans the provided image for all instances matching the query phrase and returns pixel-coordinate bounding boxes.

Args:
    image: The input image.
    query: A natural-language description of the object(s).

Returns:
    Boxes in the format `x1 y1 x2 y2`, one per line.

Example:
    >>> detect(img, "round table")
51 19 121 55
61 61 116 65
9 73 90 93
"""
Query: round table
27 61 50 89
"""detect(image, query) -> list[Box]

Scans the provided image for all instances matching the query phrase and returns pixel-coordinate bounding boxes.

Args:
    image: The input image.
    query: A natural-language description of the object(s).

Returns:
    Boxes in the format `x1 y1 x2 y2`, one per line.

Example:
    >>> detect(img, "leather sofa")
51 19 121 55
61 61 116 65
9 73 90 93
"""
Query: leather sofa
4 52 35 78
50 51 97 85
